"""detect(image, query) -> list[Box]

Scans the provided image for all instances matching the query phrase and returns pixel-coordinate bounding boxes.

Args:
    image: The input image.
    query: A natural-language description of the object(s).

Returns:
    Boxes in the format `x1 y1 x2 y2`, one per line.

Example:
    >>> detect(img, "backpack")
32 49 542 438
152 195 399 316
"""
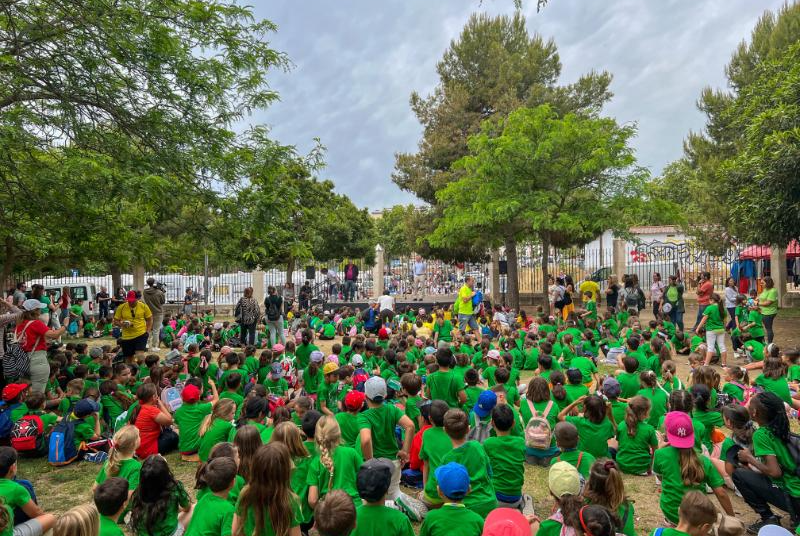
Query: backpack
265 297 281 322
352 368 369 392
48 415 83 466
11 415 46 455
524 399 554 450
624 289 640 309
0 402 22 438
637 288 646 310
467 412 492 444
3 321 40 380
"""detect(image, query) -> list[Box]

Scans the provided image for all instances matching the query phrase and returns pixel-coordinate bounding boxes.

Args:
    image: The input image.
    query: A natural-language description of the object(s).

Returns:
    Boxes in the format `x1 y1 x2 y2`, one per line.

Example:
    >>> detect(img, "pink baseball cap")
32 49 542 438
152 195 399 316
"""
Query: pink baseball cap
487 349 501 360
664 411 695 449
483 508 530 536
272 343 285 353
219 346 232 355
414 338 423 348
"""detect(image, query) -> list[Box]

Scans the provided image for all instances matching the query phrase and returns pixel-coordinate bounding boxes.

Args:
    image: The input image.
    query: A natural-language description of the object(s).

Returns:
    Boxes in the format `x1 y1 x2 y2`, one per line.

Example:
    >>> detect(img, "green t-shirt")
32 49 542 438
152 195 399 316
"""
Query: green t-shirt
703 304 726 332
235 495 301 536
464 386 484 412
73 415 97 447
721 382 745 403
317 380 339 414
302 366 324 395
433 320 454 342
615 421 658 474
419 503 485 536
753 427 800 496
405 395 423 432
426 370 463 408
295 343 319 370
184 492 234 536
610 400 628 427
565 415 615 459
9 403 28 423
617 372 641 399
351 504 415 536
419 426 453 501
745 339 765 361
174 402 213 453
357 403 405 459
262 377 289 397
435 441 496 517
747 309 765 338
135 482 190 536
305 445 363 503
759 288 779 316
99 515 124 536
649 529 691 536
0 478 31 536
335 412 361 449
458 285 474 316
756 375 793 405
570 356 597 384
653 445 724 524
563 383 589 403
550 449 596 479
636 387 669 428
95 457 142 490
197 475 245 506
483 435 526 496
198 418 234 462
227 421 270 444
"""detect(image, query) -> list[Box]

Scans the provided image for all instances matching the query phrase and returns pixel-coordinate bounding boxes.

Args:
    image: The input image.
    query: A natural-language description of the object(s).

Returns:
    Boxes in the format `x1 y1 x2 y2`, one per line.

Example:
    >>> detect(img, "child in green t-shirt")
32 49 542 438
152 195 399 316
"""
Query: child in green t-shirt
94 425 141 494
351 458 415 536
549 421 596 478
307 416 363 508
583 459 637 536
647 491 719 536
615 396 657 475
616 356 641 399
418 462 484 536
558 394 615 460
401 373 424 432
94 477 130 536
184 457 236 536
483 404 527 508
463 369 484 413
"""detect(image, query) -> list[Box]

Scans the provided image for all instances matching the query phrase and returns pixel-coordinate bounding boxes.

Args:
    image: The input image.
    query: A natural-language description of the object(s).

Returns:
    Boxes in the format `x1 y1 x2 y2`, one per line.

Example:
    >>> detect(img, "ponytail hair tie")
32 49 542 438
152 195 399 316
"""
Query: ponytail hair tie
604 460 616 471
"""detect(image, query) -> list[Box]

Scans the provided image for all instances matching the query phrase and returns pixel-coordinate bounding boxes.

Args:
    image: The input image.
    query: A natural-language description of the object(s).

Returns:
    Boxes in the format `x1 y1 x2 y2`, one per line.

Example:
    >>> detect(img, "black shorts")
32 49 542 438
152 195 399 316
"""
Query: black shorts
120 333 148 357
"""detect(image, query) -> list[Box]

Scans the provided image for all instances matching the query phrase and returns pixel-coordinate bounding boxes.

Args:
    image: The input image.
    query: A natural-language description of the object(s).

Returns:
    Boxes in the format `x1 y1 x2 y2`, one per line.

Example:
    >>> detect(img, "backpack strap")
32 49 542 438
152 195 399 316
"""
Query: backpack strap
576 451 583 469
654 528 664 536
620 502 632 528
541 400 554 419
527 398 537 418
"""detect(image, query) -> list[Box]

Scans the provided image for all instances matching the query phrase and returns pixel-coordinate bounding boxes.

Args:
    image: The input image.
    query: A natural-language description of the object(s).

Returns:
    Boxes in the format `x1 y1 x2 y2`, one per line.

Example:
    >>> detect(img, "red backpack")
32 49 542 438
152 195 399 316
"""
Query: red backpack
11 415 46 454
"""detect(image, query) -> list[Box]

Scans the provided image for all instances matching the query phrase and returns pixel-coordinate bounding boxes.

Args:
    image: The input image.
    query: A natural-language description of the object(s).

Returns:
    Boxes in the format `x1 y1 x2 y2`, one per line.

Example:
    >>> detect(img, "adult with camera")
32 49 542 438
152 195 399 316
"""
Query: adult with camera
143 278 166 351
264 285 285 346
113 290 153 361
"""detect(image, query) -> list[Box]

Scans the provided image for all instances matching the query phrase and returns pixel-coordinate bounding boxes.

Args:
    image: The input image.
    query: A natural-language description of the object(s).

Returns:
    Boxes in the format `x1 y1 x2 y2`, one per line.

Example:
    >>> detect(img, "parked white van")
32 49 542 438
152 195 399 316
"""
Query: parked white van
27 279 99 318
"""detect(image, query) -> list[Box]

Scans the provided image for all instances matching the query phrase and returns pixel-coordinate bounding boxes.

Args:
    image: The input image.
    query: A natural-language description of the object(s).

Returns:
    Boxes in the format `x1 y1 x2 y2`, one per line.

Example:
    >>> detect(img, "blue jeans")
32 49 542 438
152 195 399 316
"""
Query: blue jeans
669 307 684 332
458 313 479 333
344 280 356 301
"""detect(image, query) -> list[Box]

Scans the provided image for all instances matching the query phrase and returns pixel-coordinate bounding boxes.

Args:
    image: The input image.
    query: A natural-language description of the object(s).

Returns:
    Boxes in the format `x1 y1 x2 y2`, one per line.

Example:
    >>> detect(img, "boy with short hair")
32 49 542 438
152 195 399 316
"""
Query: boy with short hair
183 457 237 536
434 409 497 518
314 489 357 536
463 369 483 412
418 462 484 536
419 400 452 509
0 446 56 536
351 458 414 536
616 356 641 399
94 477 129 536
483 404 529 510
400 373 424 432
57 379 84 415
549 421 595 479
424 348 466 408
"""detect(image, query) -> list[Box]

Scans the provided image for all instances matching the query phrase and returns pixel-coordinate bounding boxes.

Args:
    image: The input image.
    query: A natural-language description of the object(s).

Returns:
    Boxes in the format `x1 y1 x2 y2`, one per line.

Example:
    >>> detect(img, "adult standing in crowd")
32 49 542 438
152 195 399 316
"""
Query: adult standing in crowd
457 275 479 333
58 285 71 328
605 275 620 311
299 280 312 310
113 290 153 362
0 300 22 356
378 290 395 325
758 276 779 344
143 278 166 351
321 267 340 301
96 286 111 320
412 255 427 302
281 281 295 315
264 285 285 346
183 287 194 316
343 261 359 301
661 275 686 331
650 273 666 318
15 299 66 392
235 287 260 346
723 277 738 331
30 284 57 329
12 282 26 306
111 287 126 311
694 272 714 330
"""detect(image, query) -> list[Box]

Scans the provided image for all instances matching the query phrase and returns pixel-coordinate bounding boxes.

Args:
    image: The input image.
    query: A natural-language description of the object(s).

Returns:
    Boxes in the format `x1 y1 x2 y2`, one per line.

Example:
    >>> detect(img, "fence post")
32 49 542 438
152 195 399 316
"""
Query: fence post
612 239 626 281
373 245 385 299
252 269 265 305
771 246 787 307
133 264 145 292
489 249 499 304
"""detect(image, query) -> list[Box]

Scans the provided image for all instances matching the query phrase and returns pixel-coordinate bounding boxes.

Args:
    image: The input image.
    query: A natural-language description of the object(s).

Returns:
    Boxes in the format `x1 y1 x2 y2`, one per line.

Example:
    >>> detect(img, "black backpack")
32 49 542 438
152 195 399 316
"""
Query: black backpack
265 296 281 321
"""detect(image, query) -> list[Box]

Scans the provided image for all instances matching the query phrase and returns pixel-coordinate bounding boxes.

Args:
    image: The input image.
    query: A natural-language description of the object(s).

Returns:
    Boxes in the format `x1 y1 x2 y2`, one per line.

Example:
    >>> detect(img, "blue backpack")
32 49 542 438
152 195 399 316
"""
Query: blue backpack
0 402 22 439
48 415 83 466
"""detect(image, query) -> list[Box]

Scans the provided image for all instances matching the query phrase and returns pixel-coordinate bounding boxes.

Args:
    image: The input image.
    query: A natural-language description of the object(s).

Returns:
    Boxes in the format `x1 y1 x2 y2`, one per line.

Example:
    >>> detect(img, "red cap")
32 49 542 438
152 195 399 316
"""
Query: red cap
181 384 201 403
378 327 389 340
483 508 531 536
126 290 138 303
2 383 28 402
344 390 366 411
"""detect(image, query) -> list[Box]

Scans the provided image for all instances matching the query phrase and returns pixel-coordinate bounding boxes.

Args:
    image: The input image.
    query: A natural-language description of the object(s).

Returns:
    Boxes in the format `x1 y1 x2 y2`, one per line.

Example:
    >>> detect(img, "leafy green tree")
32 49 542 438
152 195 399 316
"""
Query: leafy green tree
430 105 644 306
374 205 417 259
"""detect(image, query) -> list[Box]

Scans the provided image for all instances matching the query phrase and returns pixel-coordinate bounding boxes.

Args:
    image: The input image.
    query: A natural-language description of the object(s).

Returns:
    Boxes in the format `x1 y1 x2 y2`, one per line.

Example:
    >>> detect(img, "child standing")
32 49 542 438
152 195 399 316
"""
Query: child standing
418 462 485 536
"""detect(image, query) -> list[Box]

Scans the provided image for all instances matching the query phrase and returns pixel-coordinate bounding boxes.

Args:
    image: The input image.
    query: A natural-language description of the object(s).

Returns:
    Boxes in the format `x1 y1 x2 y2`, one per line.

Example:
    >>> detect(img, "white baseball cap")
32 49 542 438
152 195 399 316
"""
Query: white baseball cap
21 299 44 311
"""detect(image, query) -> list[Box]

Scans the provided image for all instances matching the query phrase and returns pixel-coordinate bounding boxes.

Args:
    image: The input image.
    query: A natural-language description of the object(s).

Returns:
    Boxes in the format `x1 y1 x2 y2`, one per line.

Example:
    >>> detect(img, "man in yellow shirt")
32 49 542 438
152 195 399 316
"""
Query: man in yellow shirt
578 279 601 304
113 290 153 361
457 276 478 333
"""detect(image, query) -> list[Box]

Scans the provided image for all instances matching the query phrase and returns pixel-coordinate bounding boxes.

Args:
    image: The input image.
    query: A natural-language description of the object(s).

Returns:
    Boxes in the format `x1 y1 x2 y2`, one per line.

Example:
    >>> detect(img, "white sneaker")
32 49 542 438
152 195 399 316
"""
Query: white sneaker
395 492 426 522
522 494 535 516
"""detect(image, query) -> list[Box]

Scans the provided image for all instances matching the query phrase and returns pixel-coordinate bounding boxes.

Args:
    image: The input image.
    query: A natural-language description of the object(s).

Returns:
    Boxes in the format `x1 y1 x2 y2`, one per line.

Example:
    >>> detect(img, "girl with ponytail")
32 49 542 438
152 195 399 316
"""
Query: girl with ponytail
93 425 141 497
636 371 667 427
615 396 657 476
732 392 800 532
306 416 362 508
584 460 633 536
195 442 244 503
198 398 236 462
696 292 728 367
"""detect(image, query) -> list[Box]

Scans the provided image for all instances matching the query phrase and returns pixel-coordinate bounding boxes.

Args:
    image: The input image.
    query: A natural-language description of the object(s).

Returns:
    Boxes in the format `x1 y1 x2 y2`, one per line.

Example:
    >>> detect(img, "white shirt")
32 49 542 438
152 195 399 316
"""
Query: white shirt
378 295 395 312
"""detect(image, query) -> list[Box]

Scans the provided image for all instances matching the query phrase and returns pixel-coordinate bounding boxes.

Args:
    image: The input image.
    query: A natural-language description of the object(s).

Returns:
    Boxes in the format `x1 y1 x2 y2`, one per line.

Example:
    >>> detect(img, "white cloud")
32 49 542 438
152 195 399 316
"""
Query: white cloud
246 0 785 208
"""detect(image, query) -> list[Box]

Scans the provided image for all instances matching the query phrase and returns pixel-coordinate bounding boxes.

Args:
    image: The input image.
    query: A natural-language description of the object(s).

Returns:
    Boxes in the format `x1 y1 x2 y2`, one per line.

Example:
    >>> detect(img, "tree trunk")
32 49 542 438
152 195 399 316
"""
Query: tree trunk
490 248 500 305
286 256 295 284
504 236 520 310
1 237 16 291
110 264 122 293
541 232 551 306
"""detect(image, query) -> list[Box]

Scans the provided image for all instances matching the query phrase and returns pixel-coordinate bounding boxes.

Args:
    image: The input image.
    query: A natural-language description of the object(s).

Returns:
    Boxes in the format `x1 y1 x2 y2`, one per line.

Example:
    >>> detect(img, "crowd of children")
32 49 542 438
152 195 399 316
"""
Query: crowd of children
1 290 800 536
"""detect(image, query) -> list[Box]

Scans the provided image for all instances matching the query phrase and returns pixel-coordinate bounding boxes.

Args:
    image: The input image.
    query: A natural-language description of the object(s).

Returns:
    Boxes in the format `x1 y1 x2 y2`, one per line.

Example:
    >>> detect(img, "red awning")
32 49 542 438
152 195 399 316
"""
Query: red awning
739 241 800 260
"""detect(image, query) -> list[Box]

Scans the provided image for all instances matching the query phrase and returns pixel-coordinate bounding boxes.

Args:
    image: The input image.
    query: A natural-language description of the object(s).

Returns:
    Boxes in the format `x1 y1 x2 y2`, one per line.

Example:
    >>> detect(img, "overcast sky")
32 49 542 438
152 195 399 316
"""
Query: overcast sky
248 0 784 210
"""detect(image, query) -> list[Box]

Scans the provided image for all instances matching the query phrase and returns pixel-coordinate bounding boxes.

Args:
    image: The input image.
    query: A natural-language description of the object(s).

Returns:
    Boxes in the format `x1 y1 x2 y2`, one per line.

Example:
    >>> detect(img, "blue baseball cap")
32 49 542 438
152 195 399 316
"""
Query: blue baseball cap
473 390 497 418
435 462 470 499
74 398 100 418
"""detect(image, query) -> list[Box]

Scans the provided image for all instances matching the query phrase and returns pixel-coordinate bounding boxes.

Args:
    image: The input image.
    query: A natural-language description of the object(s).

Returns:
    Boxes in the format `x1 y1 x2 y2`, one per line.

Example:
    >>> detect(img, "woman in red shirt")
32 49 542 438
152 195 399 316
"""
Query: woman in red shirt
130 383 173 458
14 299 66 392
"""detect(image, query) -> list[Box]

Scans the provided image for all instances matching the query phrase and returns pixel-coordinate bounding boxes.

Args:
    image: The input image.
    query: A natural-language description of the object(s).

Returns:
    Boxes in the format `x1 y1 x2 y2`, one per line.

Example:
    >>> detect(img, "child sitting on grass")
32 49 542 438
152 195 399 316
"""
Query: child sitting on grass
483 404 529 511
94 477 129 536
549 421 595 479
0 446 56 536
418 462 484 536
351 458 415 536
